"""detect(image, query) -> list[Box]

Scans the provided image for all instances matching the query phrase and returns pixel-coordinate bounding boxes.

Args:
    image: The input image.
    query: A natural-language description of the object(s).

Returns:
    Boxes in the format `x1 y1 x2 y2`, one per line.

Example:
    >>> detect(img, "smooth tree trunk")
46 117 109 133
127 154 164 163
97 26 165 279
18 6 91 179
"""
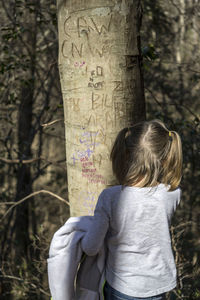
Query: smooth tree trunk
57 0 145 216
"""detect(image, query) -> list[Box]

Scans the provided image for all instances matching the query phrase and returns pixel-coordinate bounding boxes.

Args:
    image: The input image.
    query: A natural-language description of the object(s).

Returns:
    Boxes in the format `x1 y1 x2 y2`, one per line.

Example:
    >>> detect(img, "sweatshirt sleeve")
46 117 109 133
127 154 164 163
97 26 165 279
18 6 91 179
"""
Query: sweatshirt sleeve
81 189 109 256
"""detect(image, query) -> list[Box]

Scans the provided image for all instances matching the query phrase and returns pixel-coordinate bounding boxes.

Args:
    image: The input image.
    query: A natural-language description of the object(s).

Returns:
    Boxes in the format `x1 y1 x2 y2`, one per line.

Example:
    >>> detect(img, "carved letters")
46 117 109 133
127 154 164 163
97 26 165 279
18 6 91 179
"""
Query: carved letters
62 14 113 59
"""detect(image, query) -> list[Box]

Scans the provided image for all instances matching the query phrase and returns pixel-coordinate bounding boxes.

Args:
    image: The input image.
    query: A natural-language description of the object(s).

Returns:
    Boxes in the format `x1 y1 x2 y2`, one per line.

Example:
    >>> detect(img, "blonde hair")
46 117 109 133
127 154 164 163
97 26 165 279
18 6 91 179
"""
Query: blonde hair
110 120 182 191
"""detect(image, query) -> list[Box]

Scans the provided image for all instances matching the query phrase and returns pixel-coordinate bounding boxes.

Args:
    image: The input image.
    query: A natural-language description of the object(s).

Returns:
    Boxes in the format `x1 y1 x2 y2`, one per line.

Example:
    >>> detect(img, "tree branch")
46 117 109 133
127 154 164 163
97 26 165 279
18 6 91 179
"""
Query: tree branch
41 118 63 128
0 190 70 222
0 157 66 169
0 157 41 164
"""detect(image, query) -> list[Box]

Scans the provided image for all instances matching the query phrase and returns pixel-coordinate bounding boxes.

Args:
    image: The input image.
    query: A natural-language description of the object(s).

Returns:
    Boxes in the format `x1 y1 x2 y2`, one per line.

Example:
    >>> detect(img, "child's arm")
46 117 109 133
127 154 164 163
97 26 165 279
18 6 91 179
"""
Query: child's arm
81 190 109 256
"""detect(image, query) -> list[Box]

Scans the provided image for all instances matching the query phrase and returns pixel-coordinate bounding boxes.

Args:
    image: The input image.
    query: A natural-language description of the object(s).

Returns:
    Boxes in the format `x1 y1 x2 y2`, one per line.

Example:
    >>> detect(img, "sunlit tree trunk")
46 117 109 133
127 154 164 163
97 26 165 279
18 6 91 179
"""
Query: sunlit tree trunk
57 0 145 216
175 0 185 105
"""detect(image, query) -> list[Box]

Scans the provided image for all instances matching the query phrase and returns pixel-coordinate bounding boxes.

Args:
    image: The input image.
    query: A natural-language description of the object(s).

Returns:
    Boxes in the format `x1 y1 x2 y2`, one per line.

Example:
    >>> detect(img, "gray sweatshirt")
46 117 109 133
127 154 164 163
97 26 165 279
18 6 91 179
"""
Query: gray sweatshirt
81 184 181 298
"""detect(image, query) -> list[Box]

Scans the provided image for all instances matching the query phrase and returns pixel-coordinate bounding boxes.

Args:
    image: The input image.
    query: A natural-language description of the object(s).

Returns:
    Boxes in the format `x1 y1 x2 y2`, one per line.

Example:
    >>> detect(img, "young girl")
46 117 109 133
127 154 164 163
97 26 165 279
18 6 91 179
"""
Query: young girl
81 120 182 300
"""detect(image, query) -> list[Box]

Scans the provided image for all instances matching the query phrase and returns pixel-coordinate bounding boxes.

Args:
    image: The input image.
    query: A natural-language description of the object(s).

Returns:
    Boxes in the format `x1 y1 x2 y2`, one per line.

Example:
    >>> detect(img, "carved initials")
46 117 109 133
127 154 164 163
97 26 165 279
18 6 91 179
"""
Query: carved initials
96 66 103 76
72 43 83 58
105 111 114 129
114 102 125 125
91 92 102 110
90 15 112 35
87 114 96 127
64 16 72 38
113 81 123 92
77 16 95 37
61 39 70 58
95 129 106 145
95 44 109 58
92 154 102 168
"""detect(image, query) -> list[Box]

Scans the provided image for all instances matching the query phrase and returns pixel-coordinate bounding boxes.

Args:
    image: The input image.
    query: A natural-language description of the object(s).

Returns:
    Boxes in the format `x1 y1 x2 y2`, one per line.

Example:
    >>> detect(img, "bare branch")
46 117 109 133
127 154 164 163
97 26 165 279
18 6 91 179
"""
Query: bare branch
41 118 63 128
0 157 66 169
145 87 162 107
0 157 41 164
0 274 23 281
0 190 70 222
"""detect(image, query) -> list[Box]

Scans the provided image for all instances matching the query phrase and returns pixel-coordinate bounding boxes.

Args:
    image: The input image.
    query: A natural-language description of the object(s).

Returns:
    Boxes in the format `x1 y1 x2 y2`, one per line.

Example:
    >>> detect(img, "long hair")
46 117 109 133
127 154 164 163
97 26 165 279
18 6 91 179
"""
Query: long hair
110 120 182 191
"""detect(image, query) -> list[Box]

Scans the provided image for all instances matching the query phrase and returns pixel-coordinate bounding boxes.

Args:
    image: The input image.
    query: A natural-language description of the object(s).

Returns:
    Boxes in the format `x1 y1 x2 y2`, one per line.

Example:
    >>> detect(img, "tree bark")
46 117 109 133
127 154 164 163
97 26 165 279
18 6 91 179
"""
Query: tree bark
57 0 145 216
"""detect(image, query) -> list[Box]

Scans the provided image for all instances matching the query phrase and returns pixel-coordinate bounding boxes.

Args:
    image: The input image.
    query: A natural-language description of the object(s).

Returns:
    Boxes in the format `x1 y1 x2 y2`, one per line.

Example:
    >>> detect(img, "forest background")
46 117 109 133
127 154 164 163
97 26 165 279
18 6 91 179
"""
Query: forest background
0 0 200 299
